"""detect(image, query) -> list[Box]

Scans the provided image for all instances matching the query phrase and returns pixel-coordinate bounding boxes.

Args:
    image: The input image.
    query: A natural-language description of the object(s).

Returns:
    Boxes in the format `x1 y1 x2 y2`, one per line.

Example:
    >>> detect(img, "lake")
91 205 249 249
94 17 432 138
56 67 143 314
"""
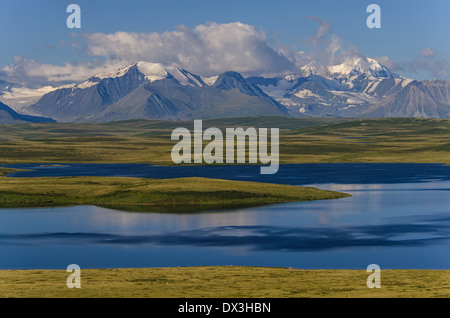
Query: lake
0 163 449 269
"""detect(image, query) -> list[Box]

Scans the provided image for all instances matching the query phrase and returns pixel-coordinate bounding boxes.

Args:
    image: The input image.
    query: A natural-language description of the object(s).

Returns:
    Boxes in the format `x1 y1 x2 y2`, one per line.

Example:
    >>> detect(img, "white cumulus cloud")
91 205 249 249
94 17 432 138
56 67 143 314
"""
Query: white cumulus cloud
83 22 295 77
1 22 299 85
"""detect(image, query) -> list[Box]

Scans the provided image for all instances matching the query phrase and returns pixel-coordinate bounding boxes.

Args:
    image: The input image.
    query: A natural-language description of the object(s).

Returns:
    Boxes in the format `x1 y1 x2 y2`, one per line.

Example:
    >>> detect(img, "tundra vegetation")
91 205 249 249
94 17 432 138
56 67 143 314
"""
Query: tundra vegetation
0 267 448 298
0 117 447 165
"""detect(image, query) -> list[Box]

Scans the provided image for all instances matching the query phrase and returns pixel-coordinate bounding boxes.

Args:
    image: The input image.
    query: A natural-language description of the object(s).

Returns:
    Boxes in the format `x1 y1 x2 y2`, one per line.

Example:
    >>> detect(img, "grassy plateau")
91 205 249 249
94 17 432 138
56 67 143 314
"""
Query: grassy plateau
0 117 447 165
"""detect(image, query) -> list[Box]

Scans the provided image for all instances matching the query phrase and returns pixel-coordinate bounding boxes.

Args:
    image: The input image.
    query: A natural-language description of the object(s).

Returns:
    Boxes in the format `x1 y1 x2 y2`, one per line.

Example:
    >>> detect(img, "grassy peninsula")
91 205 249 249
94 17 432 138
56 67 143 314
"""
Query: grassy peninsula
0 169 349 211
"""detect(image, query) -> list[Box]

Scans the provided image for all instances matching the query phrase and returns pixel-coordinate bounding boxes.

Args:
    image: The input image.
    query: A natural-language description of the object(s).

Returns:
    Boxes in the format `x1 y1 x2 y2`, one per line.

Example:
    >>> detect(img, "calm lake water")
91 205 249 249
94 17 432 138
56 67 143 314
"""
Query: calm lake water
0 163 449 269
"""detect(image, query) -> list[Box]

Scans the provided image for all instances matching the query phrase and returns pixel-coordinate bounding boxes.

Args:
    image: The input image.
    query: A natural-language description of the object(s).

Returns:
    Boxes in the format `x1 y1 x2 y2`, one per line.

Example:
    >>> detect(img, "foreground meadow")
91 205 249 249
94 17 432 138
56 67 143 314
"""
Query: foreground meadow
0 267 448 298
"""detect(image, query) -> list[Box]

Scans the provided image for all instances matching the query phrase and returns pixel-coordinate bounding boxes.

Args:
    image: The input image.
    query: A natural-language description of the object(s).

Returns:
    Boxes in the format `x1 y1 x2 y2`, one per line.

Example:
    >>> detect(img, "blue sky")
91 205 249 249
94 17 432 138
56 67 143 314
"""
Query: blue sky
1 0 449 85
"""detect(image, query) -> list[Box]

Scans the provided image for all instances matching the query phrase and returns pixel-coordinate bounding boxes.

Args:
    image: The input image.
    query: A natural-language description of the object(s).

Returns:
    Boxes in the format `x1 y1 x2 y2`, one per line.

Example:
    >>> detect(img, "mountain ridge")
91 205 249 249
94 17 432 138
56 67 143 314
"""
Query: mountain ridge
2 57 450 122
28 63 290 123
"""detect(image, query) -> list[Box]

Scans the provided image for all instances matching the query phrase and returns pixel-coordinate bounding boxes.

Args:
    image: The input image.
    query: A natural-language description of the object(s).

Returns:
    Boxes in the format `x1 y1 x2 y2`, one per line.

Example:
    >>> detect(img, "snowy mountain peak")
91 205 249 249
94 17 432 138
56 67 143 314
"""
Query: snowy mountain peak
135 61 168 82
135 61 205 86
326 57 393 79
78 61 205 88
88 62 168 82
300 61 318 77
93 64 136 80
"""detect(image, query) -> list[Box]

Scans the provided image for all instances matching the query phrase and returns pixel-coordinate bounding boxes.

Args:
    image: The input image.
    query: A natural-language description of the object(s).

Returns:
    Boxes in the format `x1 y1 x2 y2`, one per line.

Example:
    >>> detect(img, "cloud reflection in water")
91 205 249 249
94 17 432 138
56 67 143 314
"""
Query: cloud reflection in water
1 215 448 252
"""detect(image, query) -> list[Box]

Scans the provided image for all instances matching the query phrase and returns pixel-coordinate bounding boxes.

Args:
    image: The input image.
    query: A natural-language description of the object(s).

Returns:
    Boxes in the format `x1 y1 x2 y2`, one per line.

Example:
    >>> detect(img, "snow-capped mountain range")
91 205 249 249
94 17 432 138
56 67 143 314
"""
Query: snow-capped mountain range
1 57 449 123
248 57 449 118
